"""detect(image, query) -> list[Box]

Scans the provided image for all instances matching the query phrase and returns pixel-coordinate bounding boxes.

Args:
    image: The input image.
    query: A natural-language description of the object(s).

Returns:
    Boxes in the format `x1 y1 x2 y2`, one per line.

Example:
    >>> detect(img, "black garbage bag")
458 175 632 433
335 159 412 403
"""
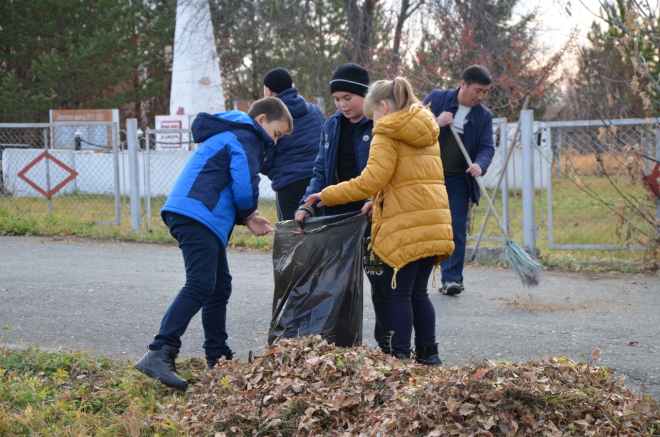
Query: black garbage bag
268 212 367 347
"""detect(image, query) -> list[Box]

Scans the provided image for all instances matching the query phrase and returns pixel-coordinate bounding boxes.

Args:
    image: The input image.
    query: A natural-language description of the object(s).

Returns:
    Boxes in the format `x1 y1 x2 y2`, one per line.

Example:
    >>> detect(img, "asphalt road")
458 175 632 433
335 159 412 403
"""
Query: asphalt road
1 235 659 400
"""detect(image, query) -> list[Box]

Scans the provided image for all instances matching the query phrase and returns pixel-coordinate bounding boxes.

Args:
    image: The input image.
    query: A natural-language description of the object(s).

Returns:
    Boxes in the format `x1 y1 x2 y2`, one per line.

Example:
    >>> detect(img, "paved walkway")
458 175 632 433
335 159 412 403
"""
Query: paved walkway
1 235 658 399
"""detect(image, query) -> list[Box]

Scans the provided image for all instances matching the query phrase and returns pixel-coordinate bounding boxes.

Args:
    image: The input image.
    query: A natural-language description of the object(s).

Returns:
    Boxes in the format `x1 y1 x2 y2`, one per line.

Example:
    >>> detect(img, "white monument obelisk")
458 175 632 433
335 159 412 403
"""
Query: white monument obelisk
156 0 225 150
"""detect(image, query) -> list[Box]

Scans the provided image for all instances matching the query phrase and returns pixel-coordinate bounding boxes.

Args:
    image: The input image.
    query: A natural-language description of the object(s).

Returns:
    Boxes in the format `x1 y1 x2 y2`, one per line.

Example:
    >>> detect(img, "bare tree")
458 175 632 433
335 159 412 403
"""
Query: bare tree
342 0 377 64
391 0 425 69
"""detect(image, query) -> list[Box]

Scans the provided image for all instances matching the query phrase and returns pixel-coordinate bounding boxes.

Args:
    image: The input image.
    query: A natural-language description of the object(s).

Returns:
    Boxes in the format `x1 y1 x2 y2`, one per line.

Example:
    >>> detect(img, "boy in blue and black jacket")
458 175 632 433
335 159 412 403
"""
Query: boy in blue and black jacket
294 63 389 353
260 67 325 221
135 97 292 390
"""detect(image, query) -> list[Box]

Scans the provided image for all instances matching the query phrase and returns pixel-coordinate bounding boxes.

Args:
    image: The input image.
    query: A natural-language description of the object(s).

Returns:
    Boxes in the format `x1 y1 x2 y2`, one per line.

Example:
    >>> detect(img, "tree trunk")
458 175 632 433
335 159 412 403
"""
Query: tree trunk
342 0 376 65
392 0 423 70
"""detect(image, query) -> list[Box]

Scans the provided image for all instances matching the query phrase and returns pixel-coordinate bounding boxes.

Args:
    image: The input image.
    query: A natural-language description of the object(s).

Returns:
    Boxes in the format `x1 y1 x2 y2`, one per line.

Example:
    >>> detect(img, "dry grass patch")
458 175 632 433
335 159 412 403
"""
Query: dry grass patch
507 293 611 312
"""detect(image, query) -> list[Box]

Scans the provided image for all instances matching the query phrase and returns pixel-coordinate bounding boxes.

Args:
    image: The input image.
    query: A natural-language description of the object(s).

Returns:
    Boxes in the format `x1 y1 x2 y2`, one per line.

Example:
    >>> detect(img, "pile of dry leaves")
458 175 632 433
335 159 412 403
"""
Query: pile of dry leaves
165 336 659 436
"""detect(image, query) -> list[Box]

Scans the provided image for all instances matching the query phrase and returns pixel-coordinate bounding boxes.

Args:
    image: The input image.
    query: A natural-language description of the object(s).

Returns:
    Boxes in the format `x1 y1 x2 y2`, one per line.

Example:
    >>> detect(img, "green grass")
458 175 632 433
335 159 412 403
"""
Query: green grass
0 195 278 249
0 346 195 436
467 176 659 268
1 176 658 268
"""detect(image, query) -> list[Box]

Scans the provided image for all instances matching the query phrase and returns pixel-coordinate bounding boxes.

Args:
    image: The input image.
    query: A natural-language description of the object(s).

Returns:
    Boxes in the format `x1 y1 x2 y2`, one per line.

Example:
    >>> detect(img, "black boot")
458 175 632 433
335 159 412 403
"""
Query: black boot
389 349 412 360
415 344 442 366
206 349 234 371
134 345 188 390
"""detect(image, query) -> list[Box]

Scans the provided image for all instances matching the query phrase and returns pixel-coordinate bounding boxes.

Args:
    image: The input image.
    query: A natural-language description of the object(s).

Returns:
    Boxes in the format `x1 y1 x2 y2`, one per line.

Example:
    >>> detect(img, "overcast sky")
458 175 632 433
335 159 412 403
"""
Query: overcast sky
519 0 608 51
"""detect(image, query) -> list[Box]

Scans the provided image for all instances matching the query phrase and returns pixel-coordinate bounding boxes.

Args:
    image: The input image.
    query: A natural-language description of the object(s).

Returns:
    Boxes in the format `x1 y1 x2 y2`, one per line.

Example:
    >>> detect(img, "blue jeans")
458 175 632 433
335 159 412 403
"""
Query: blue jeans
149 212 232 358
441 174 470 284
381 257 437 352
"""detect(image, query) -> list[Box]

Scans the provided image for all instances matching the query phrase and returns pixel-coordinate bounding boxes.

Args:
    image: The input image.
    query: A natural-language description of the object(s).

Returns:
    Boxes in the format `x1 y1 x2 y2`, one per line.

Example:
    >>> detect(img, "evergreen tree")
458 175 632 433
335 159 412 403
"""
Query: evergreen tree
0 0 175 124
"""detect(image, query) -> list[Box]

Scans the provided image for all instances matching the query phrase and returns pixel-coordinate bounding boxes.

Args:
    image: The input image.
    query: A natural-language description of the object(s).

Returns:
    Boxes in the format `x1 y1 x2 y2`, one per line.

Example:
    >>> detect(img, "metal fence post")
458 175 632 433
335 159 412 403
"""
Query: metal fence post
42 128 53 214
521 110 536 253
127 119 141 231
111 123 121 226
500 120 509 233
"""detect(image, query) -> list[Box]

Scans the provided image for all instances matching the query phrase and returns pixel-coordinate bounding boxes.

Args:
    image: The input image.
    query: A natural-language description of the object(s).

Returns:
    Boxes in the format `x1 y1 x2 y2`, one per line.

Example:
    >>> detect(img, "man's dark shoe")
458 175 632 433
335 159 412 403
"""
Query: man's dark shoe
415 344 442 367
134 345 188 390
440 281 464 295
206 349 234 371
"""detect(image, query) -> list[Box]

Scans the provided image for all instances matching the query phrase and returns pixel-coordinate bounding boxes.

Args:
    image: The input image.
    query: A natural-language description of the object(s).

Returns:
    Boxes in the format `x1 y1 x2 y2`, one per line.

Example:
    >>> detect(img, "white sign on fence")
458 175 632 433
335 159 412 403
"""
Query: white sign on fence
154 115 192 151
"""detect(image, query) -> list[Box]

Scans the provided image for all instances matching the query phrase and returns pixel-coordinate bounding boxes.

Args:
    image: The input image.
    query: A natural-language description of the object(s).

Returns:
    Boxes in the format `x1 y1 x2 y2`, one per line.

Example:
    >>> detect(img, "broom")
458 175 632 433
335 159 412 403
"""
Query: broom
450 125 543 286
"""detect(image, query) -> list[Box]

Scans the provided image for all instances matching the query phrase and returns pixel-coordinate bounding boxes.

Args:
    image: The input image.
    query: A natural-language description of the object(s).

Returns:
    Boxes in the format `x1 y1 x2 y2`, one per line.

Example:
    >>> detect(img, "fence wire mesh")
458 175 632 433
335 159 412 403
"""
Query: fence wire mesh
545 120 659 250
3 119 657 253
0 123 121 226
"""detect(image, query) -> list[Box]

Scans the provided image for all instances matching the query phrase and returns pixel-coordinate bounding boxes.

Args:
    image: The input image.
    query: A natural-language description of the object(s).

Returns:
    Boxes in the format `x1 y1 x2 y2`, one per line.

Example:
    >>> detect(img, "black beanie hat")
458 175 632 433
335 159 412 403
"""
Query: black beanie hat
330 63 370 96
263 68 293 94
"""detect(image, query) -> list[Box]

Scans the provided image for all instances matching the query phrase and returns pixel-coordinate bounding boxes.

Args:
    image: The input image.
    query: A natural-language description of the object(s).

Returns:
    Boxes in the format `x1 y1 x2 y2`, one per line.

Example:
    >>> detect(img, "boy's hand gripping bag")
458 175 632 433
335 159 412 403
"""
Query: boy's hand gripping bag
268 212 367 347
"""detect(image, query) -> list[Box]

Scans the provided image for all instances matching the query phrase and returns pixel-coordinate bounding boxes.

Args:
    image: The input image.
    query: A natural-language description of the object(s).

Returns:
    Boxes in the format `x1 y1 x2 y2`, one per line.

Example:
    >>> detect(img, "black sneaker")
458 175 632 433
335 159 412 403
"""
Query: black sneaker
206 349 234 371
441 281 464 295
134 345 188 390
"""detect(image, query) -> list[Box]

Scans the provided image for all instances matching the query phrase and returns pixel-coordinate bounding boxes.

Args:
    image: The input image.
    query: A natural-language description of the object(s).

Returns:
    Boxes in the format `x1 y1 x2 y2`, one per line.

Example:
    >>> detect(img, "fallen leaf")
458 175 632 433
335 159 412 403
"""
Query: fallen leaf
459 403 476 415
522 372 537 381
472 368 490 381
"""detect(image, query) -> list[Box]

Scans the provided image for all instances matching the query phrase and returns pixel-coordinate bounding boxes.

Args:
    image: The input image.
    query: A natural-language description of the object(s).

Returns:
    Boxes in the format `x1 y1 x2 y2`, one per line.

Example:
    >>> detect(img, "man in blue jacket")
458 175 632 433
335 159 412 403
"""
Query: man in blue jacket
261 68 325 221
134 97 292 390
423 65 495 296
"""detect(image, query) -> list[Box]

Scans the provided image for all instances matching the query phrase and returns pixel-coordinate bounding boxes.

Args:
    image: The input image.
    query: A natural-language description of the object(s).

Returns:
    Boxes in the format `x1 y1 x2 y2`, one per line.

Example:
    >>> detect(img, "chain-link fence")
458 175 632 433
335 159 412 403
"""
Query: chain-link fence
0 123 121 225
542 119 659 250
3 118 657 254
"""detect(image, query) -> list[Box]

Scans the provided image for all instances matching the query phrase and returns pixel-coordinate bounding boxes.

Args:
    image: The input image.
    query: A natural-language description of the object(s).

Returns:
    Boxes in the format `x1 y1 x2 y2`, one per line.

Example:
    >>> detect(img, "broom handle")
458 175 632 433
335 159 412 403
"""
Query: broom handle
471 97 530 260
449 125 511 242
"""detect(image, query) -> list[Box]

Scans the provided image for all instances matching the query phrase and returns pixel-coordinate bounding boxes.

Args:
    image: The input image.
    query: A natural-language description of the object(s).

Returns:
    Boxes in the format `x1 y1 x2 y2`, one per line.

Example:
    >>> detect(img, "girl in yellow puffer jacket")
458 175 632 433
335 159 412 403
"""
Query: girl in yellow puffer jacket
305 77 454 365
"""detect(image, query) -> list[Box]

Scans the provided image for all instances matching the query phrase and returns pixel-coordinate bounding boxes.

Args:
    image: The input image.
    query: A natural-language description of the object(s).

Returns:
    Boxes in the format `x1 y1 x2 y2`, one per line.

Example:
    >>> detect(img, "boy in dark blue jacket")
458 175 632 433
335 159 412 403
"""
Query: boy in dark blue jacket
294 63 389 353
134 97 292 390
260 67 325 221
423 65 495 296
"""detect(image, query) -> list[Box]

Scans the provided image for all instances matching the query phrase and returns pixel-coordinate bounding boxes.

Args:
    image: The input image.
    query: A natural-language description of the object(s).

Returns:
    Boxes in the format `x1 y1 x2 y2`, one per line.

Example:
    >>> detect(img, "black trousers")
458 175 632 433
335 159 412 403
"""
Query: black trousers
364 233 389 351
275 177 311 221
381 256 437 352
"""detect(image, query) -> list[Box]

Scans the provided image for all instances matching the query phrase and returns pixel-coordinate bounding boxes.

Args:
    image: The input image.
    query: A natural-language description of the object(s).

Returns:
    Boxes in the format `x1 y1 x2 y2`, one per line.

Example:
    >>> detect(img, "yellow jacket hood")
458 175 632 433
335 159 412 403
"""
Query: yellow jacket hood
371 104 440 149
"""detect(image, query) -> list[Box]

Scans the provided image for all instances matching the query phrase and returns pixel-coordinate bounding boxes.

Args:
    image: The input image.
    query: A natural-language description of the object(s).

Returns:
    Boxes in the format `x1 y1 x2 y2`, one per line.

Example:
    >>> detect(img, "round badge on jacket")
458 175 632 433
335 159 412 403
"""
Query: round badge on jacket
362 135 370 142
324 142 330 149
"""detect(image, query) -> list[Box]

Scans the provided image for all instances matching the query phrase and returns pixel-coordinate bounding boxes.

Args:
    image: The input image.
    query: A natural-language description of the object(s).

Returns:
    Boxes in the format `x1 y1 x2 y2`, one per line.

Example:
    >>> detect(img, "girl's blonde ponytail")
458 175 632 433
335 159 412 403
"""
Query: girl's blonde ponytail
364 77 420 119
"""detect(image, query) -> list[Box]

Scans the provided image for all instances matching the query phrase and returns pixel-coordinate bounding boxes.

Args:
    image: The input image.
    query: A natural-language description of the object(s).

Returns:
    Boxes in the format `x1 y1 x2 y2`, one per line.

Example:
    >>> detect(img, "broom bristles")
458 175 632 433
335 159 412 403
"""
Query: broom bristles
505 240 544 287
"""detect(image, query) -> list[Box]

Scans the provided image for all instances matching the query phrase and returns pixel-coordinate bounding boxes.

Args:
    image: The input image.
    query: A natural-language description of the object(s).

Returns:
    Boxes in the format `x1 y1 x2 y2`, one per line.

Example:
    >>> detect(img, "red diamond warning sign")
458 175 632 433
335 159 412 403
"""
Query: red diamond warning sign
17 151 79 199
